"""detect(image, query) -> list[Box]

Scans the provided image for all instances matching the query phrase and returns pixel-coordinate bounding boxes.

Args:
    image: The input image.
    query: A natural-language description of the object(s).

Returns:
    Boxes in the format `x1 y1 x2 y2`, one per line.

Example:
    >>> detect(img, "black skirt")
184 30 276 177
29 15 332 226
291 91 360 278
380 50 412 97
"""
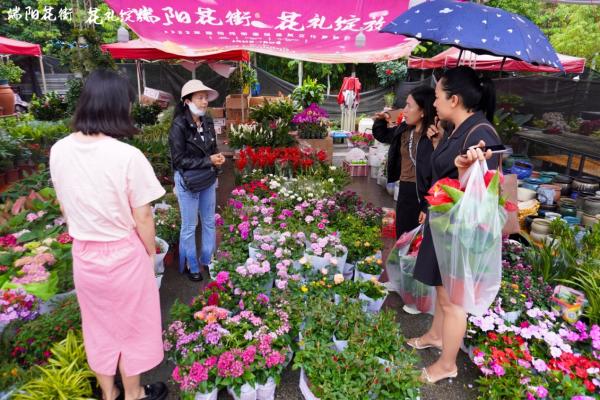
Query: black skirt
395 181 420 239
413 216 442 287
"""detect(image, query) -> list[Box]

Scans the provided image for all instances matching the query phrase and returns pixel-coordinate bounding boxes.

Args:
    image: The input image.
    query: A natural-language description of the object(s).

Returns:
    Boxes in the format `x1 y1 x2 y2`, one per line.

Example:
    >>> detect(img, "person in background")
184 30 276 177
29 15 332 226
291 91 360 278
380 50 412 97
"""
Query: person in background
50 69 167 400
372 86 437 239
168 80 225 282
408 66 501 384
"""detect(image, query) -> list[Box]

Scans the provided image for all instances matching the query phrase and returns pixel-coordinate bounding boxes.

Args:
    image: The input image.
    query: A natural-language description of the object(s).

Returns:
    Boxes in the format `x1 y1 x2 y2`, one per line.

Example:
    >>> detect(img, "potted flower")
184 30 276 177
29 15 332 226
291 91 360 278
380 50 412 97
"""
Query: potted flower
354 255 383 282
358 278 388 313
155 237 169 288
305 233 347 274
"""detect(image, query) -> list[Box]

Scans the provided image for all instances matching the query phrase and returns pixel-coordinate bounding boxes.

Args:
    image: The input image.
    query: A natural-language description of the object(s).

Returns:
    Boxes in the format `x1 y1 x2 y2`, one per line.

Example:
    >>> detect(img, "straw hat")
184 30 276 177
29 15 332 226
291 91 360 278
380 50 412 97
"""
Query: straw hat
180 80 219 102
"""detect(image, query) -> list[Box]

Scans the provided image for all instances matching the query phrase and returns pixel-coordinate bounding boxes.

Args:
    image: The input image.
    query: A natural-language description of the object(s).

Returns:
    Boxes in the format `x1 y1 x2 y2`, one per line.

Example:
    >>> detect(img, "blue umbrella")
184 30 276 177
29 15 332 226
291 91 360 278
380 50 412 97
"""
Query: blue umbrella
380 0 563 71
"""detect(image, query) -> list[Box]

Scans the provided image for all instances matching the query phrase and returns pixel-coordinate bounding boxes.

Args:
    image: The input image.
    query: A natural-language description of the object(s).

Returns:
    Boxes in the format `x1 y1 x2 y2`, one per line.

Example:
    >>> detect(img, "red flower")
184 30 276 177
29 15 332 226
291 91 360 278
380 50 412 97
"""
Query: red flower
484 170 504 188
504 201 518 212
487 332 498 341
584 379 595 392
207 292 219 306
57 232 73 244
425 177 461 206
385 68 392 75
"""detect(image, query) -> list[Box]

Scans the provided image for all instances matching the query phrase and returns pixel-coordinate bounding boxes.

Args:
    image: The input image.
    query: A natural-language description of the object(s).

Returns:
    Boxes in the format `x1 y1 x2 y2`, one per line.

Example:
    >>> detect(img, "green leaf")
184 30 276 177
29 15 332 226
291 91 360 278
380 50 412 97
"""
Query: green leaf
442 185 464 203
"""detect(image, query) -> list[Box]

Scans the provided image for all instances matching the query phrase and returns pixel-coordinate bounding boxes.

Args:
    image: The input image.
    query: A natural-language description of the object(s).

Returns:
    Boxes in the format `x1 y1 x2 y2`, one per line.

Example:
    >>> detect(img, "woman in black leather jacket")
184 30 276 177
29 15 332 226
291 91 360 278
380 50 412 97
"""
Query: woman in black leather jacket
372 86 436 238
168 80 225 282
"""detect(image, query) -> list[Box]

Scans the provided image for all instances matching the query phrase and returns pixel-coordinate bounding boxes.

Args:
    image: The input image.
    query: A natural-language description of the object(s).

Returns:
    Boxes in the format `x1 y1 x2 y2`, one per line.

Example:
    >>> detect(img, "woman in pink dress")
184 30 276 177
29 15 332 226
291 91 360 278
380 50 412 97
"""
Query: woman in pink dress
50 69 168 400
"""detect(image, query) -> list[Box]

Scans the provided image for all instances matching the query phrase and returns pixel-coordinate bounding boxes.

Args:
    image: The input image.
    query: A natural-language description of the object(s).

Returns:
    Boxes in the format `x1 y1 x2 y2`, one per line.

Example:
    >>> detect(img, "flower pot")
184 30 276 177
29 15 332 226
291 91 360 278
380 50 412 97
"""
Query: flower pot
194 388 218 400
359 292 387 313
155 237 169 275
308 251 347 274
530 231 547 244
342 262 354 280
256 377 276 400
572 177 599 193
582 213 599 227
0 82 15 116
354 269 381 282
531 218 551 234
544 212 561 221
228 383 257 400
539 184 561 203
583 197 600 215
299 369 321 400
332 334 348 352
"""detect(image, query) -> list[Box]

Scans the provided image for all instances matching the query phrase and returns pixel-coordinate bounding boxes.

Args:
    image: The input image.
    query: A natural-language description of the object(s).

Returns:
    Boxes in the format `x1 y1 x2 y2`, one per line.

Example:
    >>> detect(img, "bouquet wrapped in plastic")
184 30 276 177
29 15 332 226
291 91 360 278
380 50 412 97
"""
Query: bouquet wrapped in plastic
428 161 513 315
386 225 436 314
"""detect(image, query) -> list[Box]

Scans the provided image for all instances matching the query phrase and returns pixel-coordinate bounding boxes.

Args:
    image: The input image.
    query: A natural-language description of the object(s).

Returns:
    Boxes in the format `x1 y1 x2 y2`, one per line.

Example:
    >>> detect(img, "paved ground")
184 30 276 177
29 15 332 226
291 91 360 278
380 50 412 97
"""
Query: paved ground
143 156 481 400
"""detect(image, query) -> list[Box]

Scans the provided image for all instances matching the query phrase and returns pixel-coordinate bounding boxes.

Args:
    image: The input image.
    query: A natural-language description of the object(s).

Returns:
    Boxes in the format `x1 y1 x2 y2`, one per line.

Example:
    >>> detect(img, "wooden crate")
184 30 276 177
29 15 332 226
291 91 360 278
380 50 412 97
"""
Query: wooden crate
225 94 249 109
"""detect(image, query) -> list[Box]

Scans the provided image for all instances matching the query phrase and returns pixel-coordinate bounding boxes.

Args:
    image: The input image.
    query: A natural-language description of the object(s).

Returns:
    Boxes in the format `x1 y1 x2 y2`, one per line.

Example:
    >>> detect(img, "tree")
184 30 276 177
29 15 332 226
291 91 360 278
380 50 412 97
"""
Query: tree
0 0 121 74
487 0 600 67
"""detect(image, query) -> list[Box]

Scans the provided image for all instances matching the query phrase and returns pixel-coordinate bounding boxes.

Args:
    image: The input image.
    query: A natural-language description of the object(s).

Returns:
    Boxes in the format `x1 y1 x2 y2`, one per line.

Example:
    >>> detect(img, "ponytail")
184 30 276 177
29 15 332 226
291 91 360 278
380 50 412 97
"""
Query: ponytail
440 66 497 124
479 77 496 123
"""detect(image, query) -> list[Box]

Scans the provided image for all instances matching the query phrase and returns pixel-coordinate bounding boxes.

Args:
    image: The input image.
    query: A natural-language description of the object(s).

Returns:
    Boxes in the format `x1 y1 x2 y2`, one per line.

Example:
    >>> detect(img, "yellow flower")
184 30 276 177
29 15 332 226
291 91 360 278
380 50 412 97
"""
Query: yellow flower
301 286 308 293
24 241 41 250
365 242 371 247
376 259 383 265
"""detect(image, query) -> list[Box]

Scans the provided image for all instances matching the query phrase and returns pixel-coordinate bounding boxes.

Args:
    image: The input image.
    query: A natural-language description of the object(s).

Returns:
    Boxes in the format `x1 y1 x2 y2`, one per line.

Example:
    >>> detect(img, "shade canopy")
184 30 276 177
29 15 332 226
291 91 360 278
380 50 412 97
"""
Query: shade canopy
408 47 585 74
101 39 250 62
0 36 42 57
104 0 417 63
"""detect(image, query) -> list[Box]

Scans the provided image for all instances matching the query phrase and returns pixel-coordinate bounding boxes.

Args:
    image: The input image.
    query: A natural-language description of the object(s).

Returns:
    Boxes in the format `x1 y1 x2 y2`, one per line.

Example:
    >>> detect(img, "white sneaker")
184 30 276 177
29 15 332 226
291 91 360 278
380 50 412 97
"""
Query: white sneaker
403 304 422 315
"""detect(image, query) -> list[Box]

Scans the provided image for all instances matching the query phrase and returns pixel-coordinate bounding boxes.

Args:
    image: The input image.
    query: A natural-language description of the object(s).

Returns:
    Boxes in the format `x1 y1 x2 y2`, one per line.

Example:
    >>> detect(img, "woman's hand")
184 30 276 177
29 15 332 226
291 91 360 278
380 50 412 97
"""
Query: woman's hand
455 140 492 178
374 112 391 122
418 211 426 225
427 117 443 148
210 153 225 166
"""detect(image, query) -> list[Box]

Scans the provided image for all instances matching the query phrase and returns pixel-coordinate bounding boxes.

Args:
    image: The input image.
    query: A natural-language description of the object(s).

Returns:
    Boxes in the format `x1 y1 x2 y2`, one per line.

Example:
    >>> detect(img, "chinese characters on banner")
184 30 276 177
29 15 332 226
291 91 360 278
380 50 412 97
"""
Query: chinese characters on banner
101 0 417 63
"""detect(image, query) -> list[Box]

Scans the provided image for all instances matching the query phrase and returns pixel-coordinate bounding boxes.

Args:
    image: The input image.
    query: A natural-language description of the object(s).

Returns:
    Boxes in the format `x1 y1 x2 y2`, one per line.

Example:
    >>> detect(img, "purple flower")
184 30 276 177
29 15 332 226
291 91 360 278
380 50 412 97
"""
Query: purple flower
491 363 505 376
536 386 548 399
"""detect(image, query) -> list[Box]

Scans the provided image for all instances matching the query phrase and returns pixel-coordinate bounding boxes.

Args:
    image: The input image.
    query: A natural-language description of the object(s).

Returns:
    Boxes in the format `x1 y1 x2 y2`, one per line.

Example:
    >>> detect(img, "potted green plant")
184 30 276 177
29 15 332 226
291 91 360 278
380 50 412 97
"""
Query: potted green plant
291 77 326 108
0 60 24 116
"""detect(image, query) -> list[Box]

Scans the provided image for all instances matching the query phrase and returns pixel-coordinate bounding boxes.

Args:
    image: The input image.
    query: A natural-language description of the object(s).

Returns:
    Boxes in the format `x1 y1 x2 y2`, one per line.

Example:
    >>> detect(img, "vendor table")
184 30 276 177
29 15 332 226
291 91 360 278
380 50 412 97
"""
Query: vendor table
514 129 600 177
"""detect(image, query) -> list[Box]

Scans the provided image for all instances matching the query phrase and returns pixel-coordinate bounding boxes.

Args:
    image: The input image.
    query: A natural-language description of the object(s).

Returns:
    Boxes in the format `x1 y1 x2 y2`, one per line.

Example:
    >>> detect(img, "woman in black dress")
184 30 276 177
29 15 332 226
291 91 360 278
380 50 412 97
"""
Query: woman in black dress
407 66 502 384
372 86 436 238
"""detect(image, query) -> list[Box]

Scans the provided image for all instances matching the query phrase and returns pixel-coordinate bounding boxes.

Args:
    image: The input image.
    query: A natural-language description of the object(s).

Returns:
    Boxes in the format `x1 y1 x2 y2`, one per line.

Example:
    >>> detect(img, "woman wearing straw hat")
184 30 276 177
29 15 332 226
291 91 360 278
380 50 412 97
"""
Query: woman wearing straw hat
169 80 225 282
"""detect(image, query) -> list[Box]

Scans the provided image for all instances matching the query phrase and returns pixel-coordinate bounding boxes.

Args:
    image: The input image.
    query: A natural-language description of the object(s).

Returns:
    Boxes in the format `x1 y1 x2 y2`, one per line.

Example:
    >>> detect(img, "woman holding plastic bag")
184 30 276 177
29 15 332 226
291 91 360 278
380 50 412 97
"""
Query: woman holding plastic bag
407 67 503 384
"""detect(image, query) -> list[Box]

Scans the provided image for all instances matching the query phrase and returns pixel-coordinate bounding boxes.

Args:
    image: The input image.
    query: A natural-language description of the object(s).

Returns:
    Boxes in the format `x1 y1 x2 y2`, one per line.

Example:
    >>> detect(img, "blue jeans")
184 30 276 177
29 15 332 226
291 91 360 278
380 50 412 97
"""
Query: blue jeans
174 172 216 274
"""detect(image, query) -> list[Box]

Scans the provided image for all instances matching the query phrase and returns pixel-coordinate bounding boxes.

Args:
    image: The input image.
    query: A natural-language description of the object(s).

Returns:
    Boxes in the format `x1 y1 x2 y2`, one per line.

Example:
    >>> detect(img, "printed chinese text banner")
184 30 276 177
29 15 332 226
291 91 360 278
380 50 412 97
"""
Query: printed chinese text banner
104 0 418 63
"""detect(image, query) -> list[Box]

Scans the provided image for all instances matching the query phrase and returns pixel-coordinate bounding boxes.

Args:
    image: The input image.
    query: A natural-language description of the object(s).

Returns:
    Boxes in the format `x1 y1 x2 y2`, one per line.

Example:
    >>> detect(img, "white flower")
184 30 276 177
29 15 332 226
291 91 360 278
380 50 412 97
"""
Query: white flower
299 257 307 264
328 178 334 183
330 166 337 171
320 268 328 275
333 274 344 284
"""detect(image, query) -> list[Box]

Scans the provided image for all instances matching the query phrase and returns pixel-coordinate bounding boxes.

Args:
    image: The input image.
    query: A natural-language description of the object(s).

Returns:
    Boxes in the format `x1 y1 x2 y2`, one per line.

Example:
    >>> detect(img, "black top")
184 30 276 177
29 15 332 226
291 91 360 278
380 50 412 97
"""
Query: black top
168 109 219 173
431 111 501 182
412 111 502 287
372 120 435 212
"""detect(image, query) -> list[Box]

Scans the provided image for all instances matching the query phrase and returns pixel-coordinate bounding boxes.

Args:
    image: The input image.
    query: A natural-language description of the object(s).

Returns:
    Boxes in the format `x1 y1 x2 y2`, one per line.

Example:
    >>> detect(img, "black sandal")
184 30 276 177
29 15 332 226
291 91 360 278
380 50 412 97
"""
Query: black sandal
138 382 168 400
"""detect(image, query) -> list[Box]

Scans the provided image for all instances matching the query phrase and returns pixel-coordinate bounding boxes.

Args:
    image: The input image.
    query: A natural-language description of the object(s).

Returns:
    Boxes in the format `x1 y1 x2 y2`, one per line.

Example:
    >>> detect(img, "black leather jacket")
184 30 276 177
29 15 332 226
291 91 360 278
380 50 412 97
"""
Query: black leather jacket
168 109 219 175
372 120 434 212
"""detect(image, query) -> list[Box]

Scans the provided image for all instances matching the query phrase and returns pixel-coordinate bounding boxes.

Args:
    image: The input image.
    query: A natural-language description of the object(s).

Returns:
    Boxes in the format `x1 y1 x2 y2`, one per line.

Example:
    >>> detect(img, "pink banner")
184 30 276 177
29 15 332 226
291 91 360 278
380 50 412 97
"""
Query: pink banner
104 0 418 63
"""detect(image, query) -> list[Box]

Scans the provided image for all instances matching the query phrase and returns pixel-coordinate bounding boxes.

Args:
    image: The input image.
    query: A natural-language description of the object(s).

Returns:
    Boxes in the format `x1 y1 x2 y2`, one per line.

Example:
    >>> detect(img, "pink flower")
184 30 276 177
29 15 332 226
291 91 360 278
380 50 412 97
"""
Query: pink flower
26 213 39 222
491 363 505 376
536 386 548 399
189 361 209 383
242 345 256 365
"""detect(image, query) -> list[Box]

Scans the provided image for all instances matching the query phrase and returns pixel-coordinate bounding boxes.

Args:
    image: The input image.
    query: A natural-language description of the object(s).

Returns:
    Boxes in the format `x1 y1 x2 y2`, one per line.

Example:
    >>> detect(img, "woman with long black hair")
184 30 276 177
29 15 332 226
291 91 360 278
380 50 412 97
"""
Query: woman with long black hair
373 85 437 238
408 66 501 384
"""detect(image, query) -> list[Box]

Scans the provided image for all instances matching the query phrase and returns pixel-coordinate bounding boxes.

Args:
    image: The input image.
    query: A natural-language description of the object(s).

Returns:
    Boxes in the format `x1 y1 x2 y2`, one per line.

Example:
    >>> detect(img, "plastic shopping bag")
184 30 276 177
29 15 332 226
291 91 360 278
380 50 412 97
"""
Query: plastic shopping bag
428 160 506 316
386 225 436 314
